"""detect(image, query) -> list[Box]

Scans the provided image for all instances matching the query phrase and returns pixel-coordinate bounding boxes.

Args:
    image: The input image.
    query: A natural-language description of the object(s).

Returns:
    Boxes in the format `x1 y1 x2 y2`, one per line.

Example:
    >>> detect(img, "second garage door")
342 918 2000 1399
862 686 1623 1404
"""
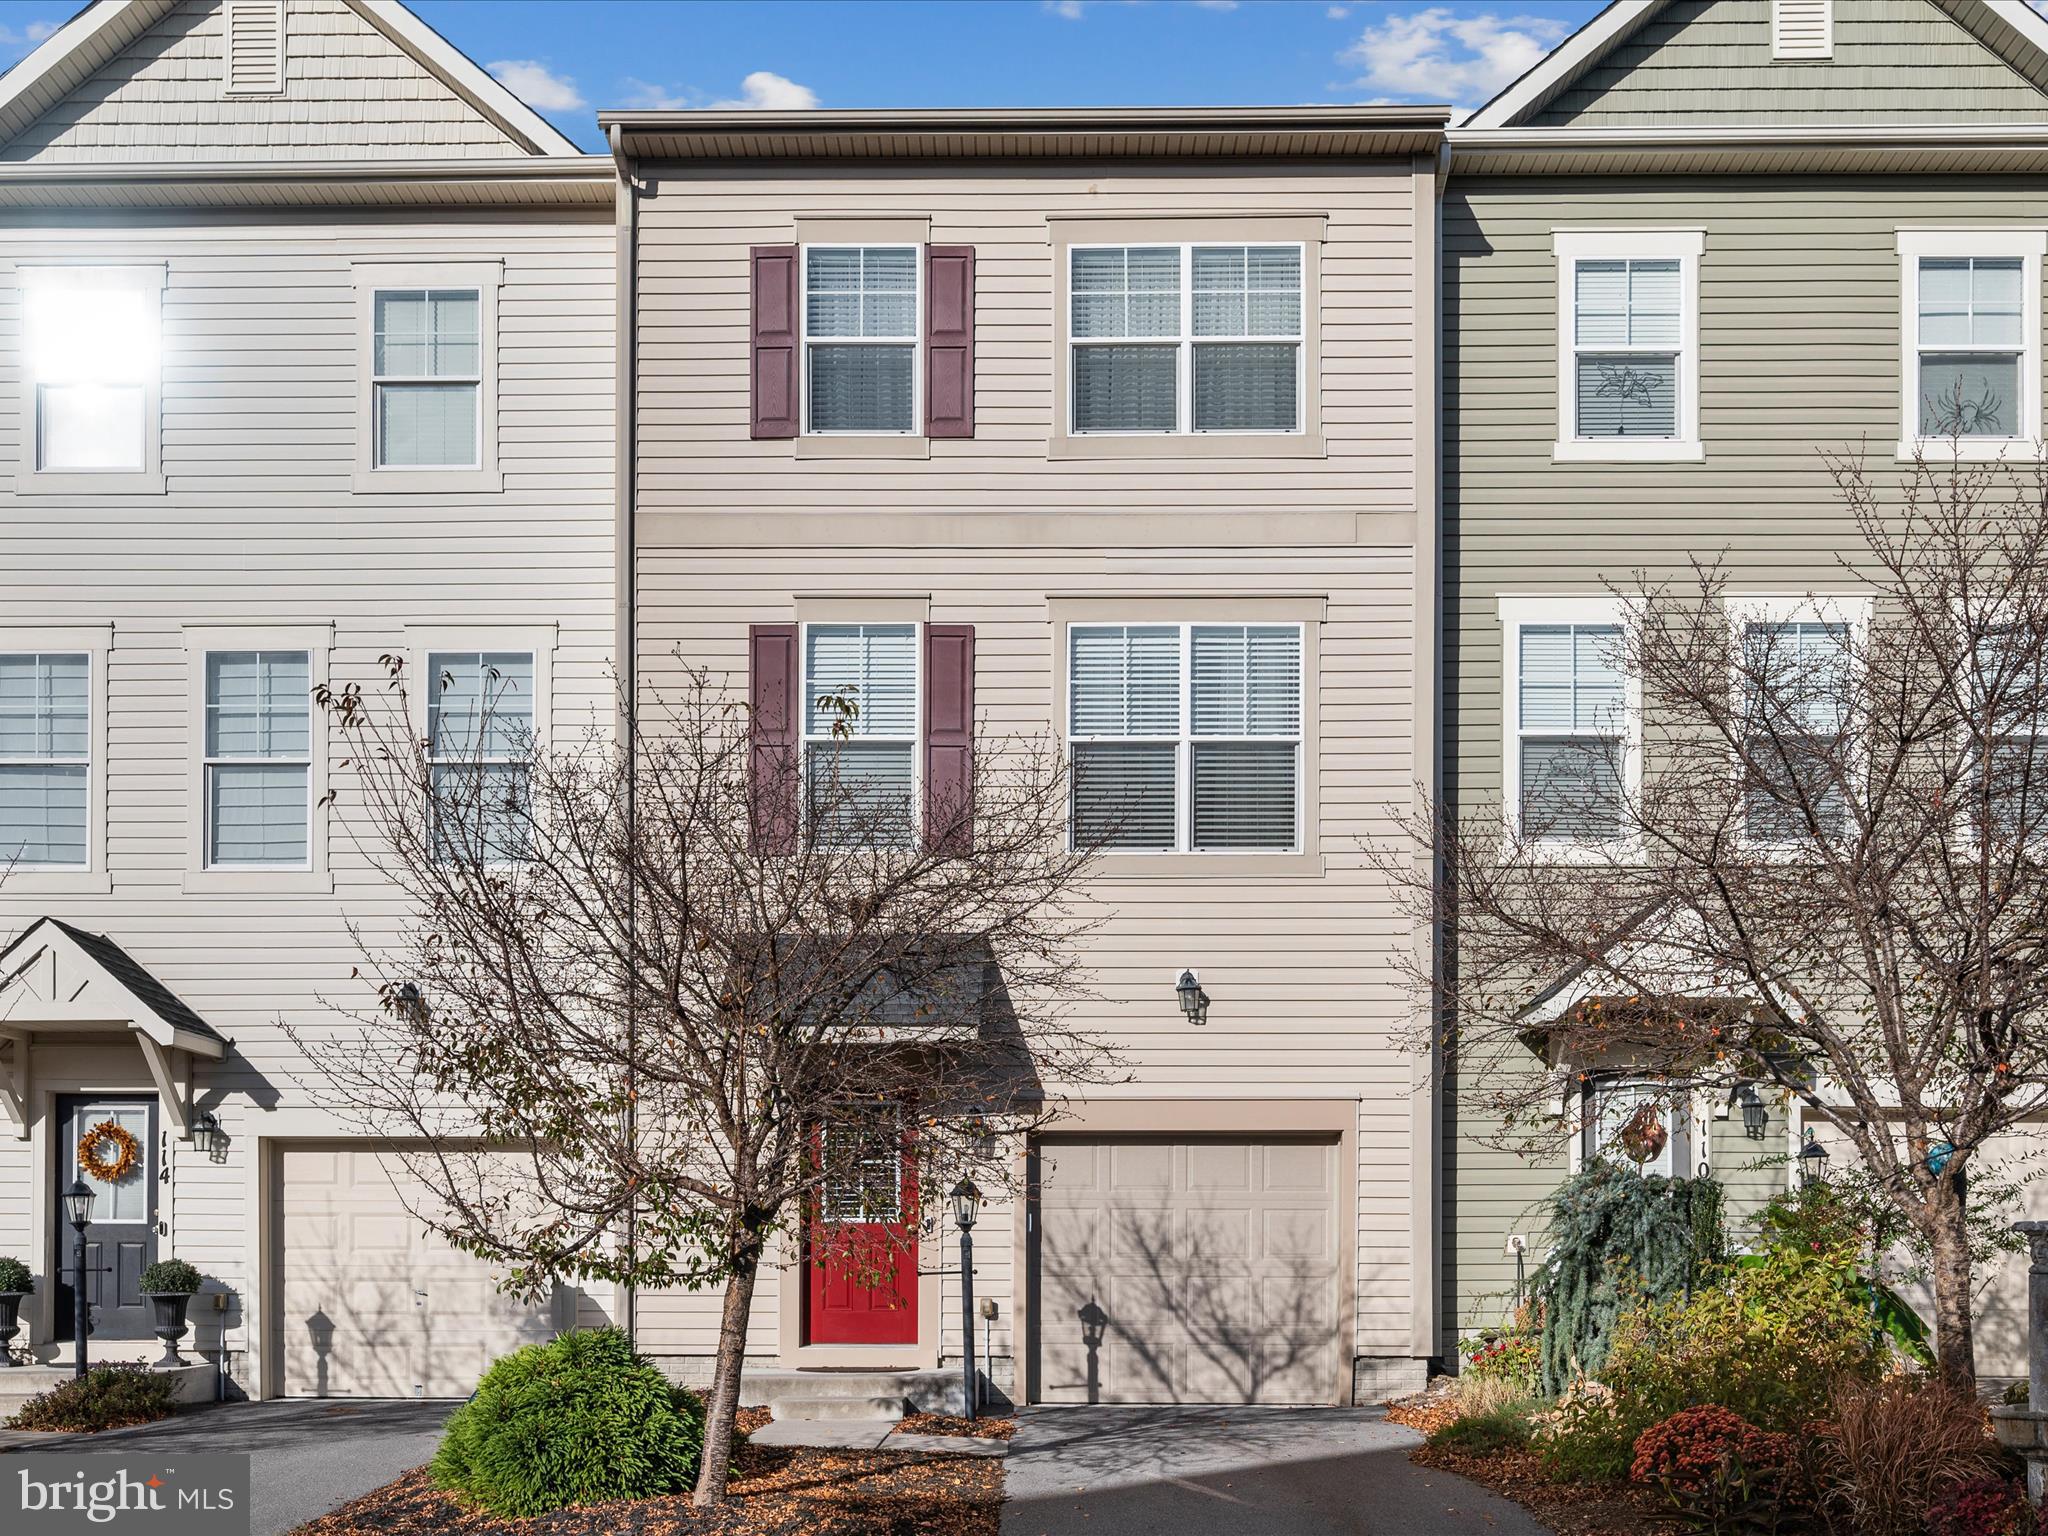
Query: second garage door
273 1144 558 1398
1033 1136 1342 1404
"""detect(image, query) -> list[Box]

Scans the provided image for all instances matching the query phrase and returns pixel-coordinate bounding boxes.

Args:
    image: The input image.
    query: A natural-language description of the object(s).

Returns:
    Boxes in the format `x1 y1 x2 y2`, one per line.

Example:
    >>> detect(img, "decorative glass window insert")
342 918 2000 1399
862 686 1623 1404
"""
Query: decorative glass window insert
1584 1080 1685 1179
1571 259 1680 439
1069 623 1303 853
0 653 88 868
204 650 310 868
1516 624 1625 841
1916 257 2024 439
1741 621 1850 844
819 1115 904 1223
1070 243 1303 435
803 623 918 846
26 283 154 472
804 247 918 434
373 289 481 468
428 651 534 861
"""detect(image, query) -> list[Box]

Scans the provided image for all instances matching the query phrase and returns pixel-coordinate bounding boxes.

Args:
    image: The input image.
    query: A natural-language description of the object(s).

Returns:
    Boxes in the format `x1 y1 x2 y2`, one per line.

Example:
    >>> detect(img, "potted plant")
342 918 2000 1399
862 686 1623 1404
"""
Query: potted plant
0 1257 30 1367
138 1259 203 1369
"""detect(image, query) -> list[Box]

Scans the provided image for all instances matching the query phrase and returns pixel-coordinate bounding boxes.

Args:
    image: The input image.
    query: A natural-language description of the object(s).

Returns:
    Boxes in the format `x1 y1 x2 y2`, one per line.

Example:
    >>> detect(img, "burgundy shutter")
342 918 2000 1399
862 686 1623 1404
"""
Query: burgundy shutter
925 246 975 439
924 624 975 854
749 623 798 854
751 246 800 439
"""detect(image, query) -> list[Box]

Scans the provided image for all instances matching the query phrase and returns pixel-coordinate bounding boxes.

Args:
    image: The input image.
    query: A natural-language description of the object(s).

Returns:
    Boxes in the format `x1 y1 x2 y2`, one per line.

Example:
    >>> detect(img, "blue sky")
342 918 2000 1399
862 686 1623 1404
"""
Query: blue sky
0 1 1609 148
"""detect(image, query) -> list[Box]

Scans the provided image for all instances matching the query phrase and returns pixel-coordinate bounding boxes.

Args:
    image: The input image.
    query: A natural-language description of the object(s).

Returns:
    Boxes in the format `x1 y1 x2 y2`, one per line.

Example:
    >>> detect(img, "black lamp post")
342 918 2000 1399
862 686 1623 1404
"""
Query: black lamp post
62 1178 94 1379
949 1179 981 1419
1798 1129 1832 1186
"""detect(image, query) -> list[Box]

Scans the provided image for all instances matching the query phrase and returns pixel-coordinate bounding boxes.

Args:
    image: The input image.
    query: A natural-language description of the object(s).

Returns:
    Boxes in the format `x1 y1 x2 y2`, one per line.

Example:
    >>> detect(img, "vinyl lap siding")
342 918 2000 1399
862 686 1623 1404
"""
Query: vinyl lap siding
1532 0 2048 126
3 0 527 162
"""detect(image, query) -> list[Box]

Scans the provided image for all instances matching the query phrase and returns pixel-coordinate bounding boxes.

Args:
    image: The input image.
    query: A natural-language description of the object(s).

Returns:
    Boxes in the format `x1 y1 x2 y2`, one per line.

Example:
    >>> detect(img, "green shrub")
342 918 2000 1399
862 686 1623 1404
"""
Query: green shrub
0 1256 31 1293
8 1366 177 1432
137 1259 202 1295
1534 1381 1641 1485
431 1328 705 1517
1428 1402 1538 1457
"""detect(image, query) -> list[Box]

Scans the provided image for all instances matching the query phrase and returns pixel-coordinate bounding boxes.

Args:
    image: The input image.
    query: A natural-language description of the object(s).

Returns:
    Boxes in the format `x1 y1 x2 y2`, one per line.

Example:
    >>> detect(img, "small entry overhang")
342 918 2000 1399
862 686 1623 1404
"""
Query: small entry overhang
0 917 228 1140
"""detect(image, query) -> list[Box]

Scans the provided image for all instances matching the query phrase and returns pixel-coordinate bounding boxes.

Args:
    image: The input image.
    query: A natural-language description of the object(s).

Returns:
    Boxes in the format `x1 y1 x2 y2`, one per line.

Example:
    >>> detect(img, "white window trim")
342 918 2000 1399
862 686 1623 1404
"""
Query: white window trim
1956 602 2047 854
351 261 502 494
13 264 168 496
1725 594 1871 854
181 623 332 895
1064 241 1309 441
1567 1075 1700 1179
799 243 924 440
1895 228 2046 463
1552 229 1704 463
798 619 924 847
0 625 111 894
403 624 556 868
1499 595 1642 861
1065 620 1307 857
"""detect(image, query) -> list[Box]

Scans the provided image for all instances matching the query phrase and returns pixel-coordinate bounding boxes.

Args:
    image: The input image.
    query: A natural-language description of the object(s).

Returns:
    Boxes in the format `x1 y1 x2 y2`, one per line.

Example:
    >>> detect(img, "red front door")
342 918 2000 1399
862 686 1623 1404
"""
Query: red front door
807 1118 918 1346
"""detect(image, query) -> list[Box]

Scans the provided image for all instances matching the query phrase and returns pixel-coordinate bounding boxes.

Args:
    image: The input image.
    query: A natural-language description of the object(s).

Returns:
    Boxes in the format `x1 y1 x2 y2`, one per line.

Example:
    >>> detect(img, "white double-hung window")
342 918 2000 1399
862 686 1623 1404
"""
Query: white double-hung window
802 622 919 846
1502 598 1635 848
203 651 311 868
0 653 89 868
803 246 919 435
1068 623 1303 853
1554 230 1702 461
373 289 481 468
1736 603 1858 846
1069 243 1304 435
428 651 534 862
17 265 165 489
1898 230 2044 458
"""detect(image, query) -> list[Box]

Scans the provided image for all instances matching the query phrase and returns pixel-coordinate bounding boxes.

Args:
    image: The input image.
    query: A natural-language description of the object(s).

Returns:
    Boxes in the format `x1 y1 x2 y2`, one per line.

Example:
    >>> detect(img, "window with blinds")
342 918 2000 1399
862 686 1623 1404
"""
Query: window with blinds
1069 623 1302 853
803 623 918 846
428 651 534 862
1973 628 2048 844
26 278 155 473
804 246 918 434
1742 621 1850 844
373 289 481 468
204 651 310 868
0 653 89 868
1915 256 2024 440
1070 243 1303 436
1570 259 1680 439
1516 623 1625 842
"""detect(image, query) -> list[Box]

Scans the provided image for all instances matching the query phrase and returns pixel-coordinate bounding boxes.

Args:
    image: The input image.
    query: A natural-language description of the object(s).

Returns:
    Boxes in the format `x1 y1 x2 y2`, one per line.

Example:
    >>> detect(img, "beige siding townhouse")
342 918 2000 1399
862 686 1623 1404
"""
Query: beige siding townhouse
605 106 1448 1406
0 0 616 1401
1442 0 2048 1375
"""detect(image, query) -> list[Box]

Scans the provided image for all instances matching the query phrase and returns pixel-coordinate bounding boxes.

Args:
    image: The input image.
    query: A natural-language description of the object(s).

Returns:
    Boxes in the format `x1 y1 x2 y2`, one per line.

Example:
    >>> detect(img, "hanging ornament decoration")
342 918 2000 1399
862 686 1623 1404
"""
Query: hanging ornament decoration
1617 1102 1670 1166
77 1120 141 1184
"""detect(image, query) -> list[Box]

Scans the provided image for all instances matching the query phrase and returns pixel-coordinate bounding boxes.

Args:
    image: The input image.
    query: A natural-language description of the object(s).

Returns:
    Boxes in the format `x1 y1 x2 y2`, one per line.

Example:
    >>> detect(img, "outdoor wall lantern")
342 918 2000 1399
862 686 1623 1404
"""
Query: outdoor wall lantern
1736 1085 1769 1140
193 1111 226 1159
1798 1129 1832 1185
1175 969 1210 1027
63 1178 95 1379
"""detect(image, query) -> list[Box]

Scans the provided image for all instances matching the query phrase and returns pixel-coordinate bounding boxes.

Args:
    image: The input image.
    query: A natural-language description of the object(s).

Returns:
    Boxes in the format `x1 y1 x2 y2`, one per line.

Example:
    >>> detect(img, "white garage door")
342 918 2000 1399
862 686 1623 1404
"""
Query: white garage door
1034 1136 1342 1404
274 1144 557 1398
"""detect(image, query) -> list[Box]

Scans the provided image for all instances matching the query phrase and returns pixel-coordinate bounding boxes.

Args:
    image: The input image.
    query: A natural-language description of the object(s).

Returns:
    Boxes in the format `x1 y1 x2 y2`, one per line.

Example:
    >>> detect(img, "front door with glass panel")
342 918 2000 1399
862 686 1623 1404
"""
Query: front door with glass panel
55 1096 159 1341
807 1115 918 1346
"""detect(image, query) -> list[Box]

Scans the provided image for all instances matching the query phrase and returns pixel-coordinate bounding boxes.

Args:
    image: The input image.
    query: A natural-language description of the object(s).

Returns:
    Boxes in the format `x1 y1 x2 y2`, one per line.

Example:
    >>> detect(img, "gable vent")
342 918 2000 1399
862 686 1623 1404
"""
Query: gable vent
1773 0 1832 59
223 0 286 96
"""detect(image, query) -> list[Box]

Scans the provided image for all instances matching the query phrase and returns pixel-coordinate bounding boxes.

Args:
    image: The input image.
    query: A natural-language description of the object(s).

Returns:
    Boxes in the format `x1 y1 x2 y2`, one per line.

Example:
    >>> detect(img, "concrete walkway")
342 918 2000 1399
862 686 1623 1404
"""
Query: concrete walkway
0 1398 453 1535
1001 1405 1555 1536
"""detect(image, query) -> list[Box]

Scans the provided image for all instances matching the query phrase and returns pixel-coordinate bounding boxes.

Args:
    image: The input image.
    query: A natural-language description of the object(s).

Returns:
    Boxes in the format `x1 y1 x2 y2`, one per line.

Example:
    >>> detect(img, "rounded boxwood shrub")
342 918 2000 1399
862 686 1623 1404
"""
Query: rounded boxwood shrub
430 1328 705 1517
8 1366 177 1433
0 1256 32 1293
138 1259 202 1295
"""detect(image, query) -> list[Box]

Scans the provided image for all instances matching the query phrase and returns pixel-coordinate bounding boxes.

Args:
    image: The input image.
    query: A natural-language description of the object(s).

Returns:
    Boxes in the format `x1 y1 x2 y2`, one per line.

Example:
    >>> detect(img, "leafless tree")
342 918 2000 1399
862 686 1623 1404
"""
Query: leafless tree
295 656 1119 1503
1389 450 2048 1388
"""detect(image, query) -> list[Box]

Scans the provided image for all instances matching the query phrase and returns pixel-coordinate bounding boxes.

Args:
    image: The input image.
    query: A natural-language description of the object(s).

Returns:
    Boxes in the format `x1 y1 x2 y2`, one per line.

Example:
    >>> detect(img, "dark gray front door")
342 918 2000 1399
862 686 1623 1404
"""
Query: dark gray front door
54 1096 159 1342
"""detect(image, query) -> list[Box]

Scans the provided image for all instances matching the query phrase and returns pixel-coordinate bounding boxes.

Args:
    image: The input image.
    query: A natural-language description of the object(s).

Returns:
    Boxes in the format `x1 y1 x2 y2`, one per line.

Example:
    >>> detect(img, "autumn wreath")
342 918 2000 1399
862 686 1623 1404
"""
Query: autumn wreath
77 1120 140 1184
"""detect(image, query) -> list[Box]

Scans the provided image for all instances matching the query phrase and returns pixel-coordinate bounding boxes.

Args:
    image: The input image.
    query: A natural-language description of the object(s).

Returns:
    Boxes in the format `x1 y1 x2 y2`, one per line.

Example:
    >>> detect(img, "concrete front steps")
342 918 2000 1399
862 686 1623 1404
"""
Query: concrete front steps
742 1367 965 1424
0 1363 215 1423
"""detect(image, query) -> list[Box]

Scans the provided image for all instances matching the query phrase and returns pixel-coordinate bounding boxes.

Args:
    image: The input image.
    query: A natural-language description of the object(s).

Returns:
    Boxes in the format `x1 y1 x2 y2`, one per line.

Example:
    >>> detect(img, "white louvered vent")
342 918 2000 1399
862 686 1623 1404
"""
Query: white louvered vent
1773 0 1833 59
223 0 286 96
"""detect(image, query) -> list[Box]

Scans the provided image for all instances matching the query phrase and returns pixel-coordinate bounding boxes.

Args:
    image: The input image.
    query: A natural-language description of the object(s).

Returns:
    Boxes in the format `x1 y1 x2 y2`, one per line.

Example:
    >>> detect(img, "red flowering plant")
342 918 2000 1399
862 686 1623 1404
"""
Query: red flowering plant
1923 1476 2034 1536
1631 1405 1798 1535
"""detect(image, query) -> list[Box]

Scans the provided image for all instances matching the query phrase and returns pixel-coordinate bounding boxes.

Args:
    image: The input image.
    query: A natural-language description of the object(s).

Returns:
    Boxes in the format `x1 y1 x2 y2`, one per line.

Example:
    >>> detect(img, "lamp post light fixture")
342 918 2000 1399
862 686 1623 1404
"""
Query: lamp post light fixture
192 1111 226 1160
1798 1128 1832 1186
950 1179 981 1419
63 1178 94 1379
1175 969 1210 1027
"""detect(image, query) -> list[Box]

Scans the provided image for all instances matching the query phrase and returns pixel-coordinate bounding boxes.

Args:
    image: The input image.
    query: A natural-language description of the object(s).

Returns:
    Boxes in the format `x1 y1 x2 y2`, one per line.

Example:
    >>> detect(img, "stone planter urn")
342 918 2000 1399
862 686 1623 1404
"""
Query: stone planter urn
144 1293 194 1369
1991 1221 2048 1501
0 1290 25 1367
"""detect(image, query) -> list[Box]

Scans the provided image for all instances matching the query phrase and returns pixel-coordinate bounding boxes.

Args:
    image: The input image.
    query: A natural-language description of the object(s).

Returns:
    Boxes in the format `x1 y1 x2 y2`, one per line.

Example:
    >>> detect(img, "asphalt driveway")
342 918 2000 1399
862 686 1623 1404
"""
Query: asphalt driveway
1001 1405 1554 1536
0 1398 453 1535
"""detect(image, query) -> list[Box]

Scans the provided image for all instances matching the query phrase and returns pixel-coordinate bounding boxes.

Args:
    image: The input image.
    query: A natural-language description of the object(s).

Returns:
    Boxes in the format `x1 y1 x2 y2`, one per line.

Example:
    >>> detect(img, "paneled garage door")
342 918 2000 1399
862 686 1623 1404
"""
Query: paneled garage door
1033 1136 1342 1404
273 1144 557 1398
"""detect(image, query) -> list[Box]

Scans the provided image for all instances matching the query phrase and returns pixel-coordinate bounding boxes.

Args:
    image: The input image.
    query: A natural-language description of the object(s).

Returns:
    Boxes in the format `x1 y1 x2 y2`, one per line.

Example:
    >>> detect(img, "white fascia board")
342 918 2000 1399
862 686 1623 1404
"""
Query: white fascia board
1464 0 1662 130
348 0 585 157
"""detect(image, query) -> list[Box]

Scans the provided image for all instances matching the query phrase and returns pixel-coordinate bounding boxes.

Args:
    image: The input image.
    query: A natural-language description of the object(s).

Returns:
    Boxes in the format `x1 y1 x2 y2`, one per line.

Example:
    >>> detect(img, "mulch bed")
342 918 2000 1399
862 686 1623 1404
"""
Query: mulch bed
894 1412 1016 1442
289 1439 1001 1536
1411 1445 1664 1536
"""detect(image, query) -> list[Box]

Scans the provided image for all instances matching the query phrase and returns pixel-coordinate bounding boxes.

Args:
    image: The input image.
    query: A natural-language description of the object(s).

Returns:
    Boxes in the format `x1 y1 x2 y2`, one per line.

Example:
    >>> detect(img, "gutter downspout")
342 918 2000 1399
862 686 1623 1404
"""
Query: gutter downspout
610 120 640 1350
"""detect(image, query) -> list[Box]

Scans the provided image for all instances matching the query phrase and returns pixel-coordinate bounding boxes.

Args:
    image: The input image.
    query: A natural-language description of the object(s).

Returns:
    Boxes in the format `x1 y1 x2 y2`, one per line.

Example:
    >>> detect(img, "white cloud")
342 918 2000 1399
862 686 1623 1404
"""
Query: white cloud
25 19 58 41
1044 0 1086 17
1327 4 1351 17
1341 7 1568 111
0 19 62 58
618 79 689 111
708 71 821 110
487 59 585 113
1192 1 1240 9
